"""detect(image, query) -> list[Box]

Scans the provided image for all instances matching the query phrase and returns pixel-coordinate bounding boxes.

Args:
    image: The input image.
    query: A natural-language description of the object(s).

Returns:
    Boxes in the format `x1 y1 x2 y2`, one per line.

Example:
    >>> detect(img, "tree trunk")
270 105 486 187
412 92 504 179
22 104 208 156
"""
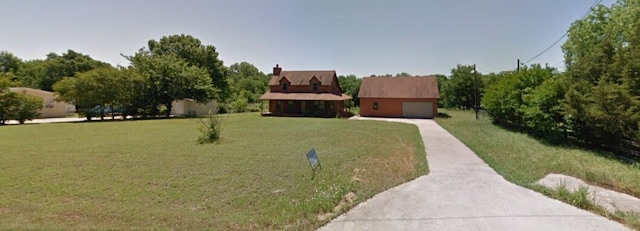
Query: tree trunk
165 103 172 118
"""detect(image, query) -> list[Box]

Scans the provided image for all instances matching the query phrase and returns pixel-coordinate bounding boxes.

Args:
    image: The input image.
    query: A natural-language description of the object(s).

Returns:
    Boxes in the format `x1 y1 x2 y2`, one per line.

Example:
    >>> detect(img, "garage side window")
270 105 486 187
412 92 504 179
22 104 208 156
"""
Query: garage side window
373 102 378 110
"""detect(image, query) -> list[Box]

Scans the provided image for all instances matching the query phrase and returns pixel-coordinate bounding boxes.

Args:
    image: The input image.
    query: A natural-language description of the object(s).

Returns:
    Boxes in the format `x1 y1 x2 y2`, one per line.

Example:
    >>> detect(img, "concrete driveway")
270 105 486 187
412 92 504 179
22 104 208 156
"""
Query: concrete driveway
320 117 629 231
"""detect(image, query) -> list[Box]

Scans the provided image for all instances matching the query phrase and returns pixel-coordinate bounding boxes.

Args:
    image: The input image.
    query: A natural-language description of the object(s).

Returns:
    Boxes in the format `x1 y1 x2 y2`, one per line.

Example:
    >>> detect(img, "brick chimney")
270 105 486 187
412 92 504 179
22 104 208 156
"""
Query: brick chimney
273 64 282 76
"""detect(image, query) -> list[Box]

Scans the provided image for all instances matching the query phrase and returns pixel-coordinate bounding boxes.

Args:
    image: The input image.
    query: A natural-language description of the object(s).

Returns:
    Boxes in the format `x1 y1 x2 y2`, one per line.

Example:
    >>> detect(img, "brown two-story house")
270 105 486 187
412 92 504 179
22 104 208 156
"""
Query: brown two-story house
259 65 351 117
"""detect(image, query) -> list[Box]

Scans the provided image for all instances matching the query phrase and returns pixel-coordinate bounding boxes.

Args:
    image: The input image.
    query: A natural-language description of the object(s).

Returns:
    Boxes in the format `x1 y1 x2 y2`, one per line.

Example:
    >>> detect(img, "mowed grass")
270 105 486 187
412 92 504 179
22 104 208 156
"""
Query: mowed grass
0 113 426 230
436 110 640 227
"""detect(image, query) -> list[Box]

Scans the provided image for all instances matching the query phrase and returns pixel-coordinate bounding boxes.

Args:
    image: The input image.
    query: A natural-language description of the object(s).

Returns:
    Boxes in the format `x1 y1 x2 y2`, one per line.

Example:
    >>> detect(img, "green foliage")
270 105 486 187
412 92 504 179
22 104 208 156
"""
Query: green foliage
0 91 19 125
0 90 42 125
13 94 43 124
217 103 228 114
482 64 563 140
441 64 483 109
0 51 23 74
564 80 640 145
16 50 110 91
16 59 47 88
227 62 268 104
433 74 447 108
230 97 248 113
197 111 223 144
338 75 361 106
147 34 228 100
127 52 216 118
561 0 640 146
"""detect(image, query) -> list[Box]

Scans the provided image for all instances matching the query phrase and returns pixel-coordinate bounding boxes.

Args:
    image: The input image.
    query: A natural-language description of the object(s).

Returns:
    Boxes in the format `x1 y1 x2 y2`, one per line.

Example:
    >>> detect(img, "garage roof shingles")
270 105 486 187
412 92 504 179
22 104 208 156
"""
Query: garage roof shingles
358 76 440 99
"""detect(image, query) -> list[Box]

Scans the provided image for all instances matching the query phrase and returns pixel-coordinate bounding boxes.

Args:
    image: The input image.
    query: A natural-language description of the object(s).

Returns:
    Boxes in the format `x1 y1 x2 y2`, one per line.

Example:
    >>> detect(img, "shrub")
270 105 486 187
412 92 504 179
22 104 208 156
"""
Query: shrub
217 104 228 114
231 98 248 113
0 92 42 124
197 111 222 144
15 94 43 124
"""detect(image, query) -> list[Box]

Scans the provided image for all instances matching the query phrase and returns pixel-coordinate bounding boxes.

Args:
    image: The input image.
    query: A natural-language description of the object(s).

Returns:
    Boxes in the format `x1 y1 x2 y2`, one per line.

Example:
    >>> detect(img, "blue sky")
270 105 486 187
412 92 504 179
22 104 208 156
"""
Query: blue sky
1 0 613 76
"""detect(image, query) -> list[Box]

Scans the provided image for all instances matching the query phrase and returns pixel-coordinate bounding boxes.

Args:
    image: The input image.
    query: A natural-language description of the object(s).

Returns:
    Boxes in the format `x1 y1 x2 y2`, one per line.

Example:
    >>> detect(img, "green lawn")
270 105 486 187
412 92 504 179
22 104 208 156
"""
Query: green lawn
0 113 426 230
436 109 640 227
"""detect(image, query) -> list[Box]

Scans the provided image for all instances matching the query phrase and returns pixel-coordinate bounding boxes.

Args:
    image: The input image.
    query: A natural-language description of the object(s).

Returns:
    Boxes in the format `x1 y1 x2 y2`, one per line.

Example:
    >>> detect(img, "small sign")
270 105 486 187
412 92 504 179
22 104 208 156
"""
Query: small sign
306 148 322 179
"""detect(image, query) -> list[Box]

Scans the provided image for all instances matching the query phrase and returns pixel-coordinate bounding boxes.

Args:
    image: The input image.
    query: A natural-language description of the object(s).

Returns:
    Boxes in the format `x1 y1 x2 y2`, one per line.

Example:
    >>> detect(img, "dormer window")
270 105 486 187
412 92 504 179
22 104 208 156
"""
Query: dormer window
312 82 318 91
282 83 288 91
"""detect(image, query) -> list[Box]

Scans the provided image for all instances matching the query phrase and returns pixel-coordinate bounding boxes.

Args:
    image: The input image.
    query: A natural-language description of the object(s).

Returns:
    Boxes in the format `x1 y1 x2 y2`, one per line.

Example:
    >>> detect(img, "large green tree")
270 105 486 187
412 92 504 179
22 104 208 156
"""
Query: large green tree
562 0 640 145
338 75 361 107
227 62 268 104
54 67 121 120
146 34 228 100
0 51 23 74
127 52 216 118
441 64 482 109
17 50 110 91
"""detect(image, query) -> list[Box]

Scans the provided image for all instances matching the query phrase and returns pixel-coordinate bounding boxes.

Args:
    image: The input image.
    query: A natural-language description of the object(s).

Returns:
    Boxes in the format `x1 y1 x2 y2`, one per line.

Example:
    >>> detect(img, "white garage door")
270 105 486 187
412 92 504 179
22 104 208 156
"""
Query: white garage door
402 102 434 118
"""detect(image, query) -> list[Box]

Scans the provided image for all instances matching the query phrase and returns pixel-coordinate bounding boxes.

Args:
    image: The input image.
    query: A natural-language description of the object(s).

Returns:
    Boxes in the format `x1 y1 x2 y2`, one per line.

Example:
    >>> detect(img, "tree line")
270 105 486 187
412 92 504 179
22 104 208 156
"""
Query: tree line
441 0 640 156
0 35 274 122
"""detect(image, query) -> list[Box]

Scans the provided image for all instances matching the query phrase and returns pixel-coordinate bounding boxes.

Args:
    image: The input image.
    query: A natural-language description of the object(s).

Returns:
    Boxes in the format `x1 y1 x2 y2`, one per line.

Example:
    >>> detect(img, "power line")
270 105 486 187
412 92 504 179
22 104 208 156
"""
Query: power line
521 0 602 64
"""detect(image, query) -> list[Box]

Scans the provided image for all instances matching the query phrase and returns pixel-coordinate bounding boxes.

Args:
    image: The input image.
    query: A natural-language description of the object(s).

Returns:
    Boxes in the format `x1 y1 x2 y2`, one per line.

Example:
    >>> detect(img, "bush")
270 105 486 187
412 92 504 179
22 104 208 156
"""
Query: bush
230 98 248 113
0 92 42 124
15 94 43 124
217 104 228 114
197 111 222 144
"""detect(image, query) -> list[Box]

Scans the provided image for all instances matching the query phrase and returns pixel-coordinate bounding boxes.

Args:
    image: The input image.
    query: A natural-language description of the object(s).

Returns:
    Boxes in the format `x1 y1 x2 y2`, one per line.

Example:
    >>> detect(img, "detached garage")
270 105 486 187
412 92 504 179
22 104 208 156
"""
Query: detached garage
358 76 439 119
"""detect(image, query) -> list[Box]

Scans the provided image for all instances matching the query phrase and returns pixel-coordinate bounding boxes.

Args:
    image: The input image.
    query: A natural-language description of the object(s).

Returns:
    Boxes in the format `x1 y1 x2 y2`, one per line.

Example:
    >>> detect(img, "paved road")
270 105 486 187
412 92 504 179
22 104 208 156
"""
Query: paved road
320 117 629 231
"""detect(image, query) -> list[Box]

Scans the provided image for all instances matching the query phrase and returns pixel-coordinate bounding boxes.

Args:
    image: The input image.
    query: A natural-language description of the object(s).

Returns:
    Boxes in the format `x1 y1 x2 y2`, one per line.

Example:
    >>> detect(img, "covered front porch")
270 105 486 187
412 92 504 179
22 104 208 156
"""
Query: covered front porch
259 92 352 117
264 100 346 117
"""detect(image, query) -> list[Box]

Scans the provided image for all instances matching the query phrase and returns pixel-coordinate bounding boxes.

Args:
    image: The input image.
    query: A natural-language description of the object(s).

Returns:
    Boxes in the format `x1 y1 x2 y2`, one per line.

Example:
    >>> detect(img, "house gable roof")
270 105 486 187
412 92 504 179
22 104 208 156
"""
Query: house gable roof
358 76 440 99
268 70 336 86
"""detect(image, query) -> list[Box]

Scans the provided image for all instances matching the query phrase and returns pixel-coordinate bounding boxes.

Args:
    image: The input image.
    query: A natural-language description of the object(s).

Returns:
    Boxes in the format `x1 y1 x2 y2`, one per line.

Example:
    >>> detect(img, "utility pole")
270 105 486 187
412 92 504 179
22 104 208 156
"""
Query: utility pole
473 64 478 120
517 59 520 72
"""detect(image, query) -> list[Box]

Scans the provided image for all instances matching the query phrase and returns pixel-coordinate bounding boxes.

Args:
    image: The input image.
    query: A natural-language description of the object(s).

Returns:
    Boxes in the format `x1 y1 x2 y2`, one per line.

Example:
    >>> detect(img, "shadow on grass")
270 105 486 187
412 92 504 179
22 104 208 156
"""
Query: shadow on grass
437 112 451 119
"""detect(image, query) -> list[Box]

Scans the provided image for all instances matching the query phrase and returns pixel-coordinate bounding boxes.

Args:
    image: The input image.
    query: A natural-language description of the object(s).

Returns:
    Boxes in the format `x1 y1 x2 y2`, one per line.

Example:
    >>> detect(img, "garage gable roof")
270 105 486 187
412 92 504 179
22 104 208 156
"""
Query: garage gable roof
358 76 439 99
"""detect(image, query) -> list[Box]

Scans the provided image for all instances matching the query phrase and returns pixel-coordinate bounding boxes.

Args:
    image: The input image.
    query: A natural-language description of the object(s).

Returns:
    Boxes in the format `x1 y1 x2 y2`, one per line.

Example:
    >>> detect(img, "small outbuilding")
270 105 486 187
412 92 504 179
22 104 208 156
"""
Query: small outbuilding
170 99 218 117
9 87 75 118
358 76 439 119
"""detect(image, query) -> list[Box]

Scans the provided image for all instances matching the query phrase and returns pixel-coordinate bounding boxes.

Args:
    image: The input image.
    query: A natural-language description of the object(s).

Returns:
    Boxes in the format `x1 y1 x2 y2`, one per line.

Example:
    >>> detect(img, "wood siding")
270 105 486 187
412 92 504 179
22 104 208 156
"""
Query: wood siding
359 98 438 118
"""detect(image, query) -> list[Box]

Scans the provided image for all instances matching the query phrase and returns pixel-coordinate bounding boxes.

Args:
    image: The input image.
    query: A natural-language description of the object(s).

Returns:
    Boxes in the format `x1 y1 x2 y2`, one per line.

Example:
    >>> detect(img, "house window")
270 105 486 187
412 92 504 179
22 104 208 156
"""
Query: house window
312 82 318 91
373 102 378 110
282 83 288 91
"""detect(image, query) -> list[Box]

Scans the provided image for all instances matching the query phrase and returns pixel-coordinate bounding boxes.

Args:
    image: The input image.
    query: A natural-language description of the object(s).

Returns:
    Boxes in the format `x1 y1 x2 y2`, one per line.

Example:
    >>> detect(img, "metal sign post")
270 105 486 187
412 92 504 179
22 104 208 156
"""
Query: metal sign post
306 148 322 179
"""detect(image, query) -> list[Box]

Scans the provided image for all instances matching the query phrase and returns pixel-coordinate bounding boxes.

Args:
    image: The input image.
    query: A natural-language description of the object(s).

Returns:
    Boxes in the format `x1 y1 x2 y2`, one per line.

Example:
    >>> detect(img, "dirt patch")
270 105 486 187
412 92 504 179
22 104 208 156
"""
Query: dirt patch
317 192 358 221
